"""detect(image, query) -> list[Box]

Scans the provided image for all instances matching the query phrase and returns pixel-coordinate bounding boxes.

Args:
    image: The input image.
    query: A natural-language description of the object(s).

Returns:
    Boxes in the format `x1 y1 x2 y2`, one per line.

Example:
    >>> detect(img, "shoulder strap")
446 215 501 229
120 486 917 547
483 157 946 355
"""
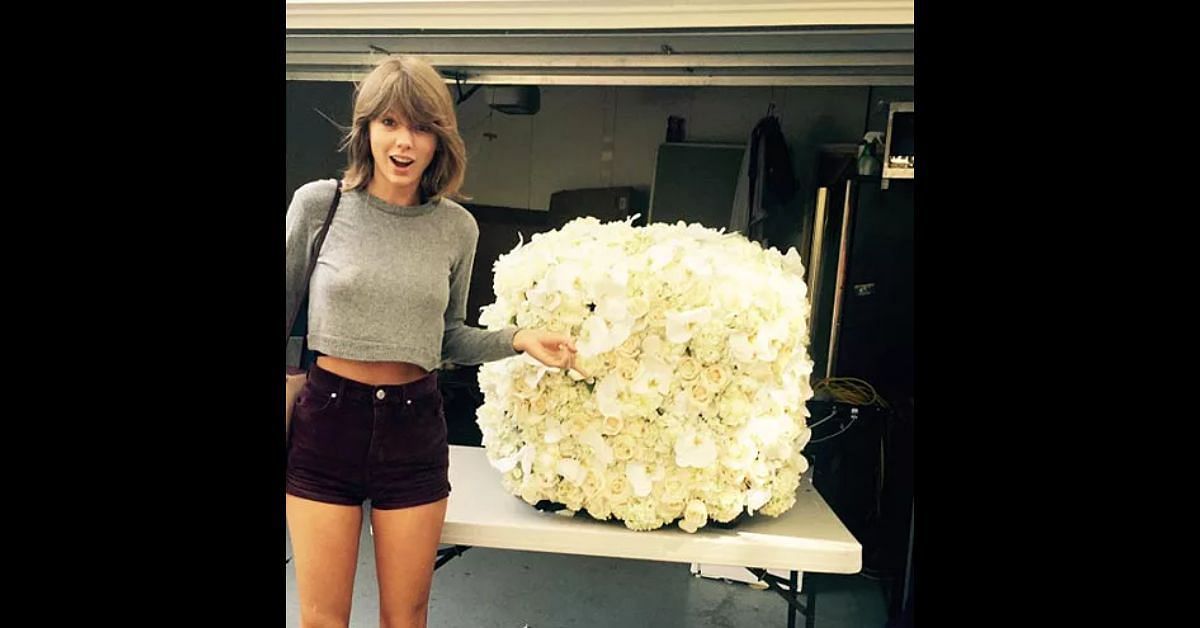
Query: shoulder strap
285 180 342 345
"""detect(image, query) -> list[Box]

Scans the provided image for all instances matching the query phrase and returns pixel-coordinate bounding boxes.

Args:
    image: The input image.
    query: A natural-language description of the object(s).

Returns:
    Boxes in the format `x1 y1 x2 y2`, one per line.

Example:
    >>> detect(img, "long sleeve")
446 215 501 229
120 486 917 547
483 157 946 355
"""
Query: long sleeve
285 179 338 339
441 214 521 365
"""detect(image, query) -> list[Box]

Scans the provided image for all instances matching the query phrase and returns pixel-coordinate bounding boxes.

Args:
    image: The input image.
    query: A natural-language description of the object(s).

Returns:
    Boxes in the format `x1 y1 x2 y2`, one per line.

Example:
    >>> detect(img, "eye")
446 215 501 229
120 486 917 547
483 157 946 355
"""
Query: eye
380 116 397 127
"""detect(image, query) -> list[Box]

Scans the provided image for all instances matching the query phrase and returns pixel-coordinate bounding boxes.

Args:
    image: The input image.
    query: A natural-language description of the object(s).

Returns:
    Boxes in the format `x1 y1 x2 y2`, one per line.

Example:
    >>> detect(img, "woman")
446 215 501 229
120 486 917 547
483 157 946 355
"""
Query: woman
285 56 577 627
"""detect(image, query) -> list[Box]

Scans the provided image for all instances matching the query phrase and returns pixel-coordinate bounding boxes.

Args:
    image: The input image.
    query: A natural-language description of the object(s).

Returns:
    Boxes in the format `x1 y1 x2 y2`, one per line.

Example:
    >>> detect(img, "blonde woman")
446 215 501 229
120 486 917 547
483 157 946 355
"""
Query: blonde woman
286 56 576 627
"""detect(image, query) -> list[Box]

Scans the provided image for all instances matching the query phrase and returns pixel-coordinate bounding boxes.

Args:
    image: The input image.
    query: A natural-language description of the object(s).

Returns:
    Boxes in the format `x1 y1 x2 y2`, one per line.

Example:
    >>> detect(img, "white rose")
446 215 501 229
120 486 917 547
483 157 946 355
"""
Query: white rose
702 364 730 391
529 394 550 417
601 415 623 436
586 496 613 521
581 471 607 499
677 357 701 382
612 434 637 462
607 475 631 502
480 217 816 530
617 335 641 359
616 356 642 383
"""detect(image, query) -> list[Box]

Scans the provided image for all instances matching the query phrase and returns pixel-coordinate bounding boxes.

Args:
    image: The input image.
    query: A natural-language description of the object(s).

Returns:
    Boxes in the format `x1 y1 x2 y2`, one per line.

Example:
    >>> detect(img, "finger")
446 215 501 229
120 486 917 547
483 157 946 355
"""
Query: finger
569 354 590 379
573 362 591 379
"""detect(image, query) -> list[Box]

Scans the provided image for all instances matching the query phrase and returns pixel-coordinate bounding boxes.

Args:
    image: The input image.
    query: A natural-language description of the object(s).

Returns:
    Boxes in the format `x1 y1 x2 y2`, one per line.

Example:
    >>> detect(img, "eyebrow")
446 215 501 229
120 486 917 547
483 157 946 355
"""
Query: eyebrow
380 109 416 124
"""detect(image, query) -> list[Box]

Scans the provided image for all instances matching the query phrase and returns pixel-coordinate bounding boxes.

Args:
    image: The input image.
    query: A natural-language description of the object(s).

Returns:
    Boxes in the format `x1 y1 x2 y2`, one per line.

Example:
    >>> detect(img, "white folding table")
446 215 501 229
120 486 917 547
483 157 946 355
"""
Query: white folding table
437 445 861 628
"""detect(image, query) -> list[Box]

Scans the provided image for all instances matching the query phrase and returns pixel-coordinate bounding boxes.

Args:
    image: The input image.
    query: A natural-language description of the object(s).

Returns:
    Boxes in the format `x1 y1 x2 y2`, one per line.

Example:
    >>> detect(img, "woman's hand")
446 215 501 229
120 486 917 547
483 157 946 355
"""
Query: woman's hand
513 329 586 376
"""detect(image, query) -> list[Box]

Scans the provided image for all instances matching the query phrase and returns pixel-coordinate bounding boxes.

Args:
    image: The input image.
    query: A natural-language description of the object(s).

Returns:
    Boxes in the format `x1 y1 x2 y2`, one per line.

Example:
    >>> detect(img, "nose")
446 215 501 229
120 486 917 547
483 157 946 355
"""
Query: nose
393 125 414 148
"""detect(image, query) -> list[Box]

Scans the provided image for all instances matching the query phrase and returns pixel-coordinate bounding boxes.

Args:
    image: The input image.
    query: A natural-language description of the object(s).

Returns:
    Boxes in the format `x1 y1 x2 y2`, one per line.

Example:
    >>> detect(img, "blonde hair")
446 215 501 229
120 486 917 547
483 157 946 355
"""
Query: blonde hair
341 56 468 201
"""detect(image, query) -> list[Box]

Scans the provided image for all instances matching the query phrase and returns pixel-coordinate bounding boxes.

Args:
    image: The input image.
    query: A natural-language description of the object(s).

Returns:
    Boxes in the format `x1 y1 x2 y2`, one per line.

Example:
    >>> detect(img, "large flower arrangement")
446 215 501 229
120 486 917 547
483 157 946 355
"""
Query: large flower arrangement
476 217 815 533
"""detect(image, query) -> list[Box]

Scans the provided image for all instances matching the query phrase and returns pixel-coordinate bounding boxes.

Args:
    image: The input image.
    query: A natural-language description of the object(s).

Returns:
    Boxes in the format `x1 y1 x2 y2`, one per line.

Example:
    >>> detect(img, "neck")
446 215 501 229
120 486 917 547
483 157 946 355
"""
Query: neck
367 178 421 206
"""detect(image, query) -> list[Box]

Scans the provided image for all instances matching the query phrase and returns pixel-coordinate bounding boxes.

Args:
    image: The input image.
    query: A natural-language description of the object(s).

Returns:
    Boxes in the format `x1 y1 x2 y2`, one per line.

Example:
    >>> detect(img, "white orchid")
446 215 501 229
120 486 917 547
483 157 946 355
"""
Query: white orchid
478 217 815 532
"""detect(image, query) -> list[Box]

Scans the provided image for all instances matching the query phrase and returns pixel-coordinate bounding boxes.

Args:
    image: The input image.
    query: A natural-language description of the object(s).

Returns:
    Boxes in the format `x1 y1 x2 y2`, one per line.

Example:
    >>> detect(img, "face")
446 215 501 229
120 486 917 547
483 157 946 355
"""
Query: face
367 109 439 206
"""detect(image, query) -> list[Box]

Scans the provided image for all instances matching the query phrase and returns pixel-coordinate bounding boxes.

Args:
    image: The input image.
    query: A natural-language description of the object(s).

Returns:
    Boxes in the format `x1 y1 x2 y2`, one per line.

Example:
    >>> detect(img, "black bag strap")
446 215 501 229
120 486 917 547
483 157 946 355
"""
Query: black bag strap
286 180 342 348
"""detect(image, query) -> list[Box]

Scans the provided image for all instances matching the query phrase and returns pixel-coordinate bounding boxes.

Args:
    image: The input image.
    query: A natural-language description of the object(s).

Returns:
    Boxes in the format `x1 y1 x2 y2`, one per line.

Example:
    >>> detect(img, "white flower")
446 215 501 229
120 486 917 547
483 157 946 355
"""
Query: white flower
709 491 745 523
616 335 641 359
746 488 772 515
677 356 701 382
490 448 522 473
556 458 588 486
595 374 624 418
678 500 709 533
717 390 751 427
612 434 637 462
596 295 630 324
626 462 653 497
721 433 758 471
781 246 806 278
520 444 536 475
607 475 631 502
477 217 815 533
794 453 810 475
702 364 730 391
795 426 813 450
631 355 672 397
675 428 718 469
578 427 614 466
746 415 790 449
628 297 651 322
578 315 617 357
665 307 712 344
479 299 515 328
542 418 565 444
526 283 562 312
623 418 647 439
647 242 677 271
615 356 642 383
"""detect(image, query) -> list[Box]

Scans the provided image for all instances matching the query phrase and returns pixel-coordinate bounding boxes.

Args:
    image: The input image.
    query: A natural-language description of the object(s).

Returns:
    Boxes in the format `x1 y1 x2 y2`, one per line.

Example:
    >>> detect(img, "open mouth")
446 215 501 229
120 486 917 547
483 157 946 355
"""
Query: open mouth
389 155 415 168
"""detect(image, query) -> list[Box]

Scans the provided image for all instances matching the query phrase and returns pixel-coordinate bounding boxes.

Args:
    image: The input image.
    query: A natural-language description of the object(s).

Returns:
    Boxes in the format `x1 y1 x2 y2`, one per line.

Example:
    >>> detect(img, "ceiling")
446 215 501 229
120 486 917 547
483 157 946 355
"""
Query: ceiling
286 1 914 87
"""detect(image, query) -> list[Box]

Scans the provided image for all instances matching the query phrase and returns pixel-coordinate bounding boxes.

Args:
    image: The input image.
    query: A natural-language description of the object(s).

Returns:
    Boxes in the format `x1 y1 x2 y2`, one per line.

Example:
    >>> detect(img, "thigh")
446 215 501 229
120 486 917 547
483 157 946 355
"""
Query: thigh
371 498 449 626
286 494 364 627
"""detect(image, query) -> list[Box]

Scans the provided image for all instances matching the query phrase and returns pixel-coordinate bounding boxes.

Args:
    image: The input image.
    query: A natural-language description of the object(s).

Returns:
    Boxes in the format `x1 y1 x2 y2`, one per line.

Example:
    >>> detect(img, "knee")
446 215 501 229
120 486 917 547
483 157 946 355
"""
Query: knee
300 604 351 628
380 601 429 628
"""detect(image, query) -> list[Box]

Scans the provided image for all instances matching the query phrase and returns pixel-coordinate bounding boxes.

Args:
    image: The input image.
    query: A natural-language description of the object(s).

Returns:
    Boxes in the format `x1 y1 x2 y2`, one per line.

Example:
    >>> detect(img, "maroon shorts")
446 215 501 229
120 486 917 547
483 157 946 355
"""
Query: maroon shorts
285 362 450 510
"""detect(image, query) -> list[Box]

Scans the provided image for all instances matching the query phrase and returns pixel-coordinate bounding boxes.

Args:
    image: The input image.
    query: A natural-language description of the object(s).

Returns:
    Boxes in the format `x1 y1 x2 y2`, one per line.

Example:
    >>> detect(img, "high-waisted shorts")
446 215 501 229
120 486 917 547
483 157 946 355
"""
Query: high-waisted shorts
285 362 450 510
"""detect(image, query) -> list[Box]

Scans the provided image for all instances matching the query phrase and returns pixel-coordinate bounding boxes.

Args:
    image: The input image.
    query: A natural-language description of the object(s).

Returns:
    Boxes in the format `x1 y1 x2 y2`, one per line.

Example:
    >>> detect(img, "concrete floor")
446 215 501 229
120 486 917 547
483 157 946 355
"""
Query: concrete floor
286 505 888 627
